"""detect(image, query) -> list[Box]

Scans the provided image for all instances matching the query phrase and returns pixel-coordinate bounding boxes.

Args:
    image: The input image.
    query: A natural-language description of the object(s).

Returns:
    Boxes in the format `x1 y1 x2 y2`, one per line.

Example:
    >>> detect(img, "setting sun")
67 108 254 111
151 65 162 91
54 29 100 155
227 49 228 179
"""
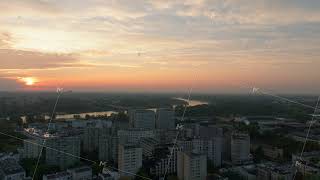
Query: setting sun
20 77 36 86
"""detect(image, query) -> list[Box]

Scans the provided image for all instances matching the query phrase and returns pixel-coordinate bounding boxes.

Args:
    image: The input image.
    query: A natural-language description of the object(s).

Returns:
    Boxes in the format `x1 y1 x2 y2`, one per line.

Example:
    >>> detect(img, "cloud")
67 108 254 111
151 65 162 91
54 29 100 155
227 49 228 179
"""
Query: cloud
0 0 149 20
0 0 59 17
0 32 12 48
0 77 22 91
150 0 320 25
0 0 319 93
0 49 77 69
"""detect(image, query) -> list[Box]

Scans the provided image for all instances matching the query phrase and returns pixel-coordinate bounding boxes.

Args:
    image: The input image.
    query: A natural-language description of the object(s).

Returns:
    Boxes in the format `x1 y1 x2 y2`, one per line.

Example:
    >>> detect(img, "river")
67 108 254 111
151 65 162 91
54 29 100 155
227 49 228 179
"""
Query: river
173 97 208 107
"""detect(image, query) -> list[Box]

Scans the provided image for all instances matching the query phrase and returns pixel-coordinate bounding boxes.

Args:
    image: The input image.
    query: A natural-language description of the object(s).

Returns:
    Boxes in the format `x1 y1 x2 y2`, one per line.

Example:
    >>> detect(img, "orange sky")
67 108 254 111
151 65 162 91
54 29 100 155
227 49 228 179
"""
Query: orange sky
0 0 320 93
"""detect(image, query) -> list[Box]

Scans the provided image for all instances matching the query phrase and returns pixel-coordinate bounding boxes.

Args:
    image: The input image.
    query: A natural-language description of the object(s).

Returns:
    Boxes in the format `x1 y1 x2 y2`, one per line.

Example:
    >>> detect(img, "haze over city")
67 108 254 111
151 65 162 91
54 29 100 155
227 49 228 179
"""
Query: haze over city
1 0 320 93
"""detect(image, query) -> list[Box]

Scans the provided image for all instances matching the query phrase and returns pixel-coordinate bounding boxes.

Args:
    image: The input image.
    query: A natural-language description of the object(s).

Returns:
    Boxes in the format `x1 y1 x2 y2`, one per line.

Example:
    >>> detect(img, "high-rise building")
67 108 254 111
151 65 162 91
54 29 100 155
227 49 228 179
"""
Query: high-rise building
110 136 119 162
177 139 193 152
46 136 81 170
118 144 142 178
83 127 100 153
198 125 223 138
21 138 43 159
140 137 160 158
117 128 154 144
149 146 182 177
129 109 155 129
177 152 207 180
231 132 251 165
154 129 178 144
207 137 222 167
156 108 175 129
83 127 111 153
98 135 119 162
98 136 110 162
222 130 232 161
178 138 222 167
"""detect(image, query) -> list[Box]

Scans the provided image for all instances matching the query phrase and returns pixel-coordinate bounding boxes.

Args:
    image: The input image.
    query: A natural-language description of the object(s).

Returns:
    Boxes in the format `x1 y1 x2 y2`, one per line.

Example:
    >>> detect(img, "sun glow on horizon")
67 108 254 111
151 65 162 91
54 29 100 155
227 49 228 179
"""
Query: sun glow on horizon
20 77 37 86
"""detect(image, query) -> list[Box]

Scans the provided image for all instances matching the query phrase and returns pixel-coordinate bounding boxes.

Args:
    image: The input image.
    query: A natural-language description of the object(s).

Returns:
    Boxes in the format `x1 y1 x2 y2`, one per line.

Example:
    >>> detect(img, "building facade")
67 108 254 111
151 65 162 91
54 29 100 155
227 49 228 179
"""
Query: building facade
46 136 81 170
129 109 155 129
231 132 251 165
156 108 175 129
177 152 207 180
118 144 142 178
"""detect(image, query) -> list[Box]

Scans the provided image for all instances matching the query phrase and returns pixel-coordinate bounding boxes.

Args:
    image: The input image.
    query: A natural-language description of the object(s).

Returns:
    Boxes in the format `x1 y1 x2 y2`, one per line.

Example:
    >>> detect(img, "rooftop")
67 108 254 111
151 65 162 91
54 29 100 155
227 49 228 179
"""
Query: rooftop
44 171 71 179
0 158 25 175
68 166 92 173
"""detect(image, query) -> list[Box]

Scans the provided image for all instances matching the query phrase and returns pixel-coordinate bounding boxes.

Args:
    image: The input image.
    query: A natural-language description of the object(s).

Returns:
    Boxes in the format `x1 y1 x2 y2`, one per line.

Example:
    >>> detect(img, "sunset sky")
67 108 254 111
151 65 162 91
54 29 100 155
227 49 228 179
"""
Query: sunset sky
0 0 320 93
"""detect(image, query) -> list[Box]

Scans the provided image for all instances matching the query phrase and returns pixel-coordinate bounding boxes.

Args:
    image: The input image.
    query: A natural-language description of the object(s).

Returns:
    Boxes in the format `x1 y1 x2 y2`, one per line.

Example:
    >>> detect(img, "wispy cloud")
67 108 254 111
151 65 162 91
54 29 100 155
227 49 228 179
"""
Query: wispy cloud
0 0 320 92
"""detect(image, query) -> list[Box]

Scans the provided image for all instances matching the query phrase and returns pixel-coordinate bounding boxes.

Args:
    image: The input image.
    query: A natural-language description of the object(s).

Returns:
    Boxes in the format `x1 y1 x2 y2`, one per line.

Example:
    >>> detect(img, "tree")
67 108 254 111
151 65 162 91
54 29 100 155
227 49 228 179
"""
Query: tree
253 146 264 163
135 167 152 180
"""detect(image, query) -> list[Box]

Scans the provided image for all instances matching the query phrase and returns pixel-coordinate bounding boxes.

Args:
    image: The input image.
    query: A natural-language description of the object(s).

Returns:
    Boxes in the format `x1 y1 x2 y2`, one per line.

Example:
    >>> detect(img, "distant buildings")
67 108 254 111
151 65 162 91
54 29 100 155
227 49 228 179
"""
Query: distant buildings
231 132 251 165
177 152 207 180
0 158 26 180
118 144 142 178
129 109 155 129
156 108 175 129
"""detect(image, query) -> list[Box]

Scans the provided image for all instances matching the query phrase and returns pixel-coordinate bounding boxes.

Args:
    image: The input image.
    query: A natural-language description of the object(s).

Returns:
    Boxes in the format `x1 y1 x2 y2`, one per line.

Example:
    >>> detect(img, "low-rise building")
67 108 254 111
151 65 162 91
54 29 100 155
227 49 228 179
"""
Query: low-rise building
43 171 72 180
292 151 320 178
67 166 92 180
257 163 292 180
0 158 26 180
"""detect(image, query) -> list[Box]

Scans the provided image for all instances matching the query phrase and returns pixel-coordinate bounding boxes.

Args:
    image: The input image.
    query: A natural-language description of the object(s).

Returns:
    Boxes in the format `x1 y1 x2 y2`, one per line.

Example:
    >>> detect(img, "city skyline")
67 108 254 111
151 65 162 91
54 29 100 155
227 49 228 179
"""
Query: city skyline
1 0 320 93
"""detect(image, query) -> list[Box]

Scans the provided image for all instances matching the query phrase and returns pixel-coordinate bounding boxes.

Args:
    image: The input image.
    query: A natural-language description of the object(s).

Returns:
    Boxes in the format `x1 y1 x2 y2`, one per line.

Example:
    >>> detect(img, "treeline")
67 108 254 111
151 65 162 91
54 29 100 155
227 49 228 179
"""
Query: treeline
0 93 185 117
175 95 314 121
